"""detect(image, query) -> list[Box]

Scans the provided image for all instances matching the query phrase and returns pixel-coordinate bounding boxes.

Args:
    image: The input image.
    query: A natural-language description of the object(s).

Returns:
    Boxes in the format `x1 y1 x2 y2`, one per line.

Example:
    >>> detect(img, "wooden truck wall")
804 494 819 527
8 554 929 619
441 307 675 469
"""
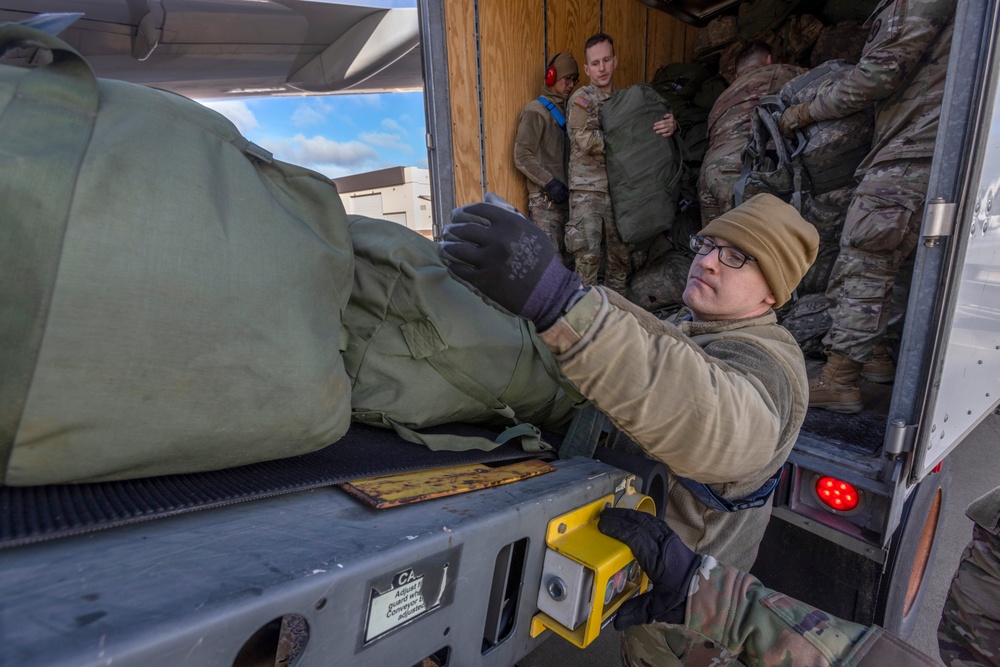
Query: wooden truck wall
443 0 698 210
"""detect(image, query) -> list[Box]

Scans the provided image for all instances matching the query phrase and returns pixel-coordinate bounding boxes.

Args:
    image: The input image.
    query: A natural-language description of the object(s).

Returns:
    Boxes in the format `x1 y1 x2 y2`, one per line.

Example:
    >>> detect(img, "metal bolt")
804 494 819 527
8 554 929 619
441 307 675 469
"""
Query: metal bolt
944 414 949 422
547 577 567 601
931 424 936 432
557 523 567 534
979 360 984 364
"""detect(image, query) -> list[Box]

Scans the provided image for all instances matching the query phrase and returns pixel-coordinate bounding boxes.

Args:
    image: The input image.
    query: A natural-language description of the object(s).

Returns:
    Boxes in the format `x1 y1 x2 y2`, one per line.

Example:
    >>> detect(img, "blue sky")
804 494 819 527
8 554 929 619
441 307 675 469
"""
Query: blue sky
199 0 425 180
201 92 428 179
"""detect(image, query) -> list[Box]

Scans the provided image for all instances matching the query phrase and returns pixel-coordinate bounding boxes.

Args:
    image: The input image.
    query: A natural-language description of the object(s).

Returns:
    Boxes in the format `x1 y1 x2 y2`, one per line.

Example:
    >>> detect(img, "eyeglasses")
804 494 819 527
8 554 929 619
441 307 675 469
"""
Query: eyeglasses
689 235 755 269
563 75 579 85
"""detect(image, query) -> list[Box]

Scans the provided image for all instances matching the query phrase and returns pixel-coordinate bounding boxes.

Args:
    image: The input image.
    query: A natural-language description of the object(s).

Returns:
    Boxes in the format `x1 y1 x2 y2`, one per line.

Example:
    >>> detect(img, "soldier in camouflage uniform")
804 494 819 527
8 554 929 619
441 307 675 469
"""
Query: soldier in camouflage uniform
700 40 805 224
780 0 956 414
565 33 628 292
514 52 579 267
600 484 1000 667
939 484 1000 667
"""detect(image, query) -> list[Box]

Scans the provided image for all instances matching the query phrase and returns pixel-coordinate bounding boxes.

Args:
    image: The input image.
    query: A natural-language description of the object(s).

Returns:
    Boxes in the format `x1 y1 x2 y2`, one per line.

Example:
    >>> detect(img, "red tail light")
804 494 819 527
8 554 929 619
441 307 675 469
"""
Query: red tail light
816 476 859 511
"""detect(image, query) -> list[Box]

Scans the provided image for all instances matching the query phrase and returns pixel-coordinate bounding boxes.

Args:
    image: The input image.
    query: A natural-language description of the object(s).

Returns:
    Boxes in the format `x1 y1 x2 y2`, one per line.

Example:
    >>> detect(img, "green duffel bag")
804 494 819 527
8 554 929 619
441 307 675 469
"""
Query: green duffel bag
602 84 684 244
0 25 354 485
342 215 584 452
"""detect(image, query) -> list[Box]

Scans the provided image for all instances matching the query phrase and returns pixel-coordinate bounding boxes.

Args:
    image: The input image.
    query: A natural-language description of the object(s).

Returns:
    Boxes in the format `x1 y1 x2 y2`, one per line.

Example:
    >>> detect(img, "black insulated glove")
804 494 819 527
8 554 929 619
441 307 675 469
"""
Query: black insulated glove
542 178 570 204
598 507 702 629
439 193 581 331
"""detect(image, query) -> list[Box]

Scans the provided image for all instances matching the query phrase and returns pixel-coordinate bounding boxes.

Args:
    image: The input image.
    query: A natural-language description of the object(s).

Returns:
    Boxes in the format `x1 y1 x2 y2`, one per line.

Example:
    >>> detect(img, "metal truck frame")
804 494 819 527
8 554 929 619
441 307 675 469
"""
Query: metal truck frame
1 0 998 663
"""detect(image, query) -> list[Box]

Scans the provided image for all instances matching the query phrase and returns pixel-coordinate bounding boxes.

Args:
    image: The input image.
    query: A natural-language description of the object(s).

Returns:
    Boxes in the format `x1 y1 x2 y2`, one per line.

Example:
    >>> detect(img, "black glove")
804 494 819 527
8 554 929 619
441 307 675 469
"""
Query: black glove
439 193 582 331
598 507 702 629
542 178 570 204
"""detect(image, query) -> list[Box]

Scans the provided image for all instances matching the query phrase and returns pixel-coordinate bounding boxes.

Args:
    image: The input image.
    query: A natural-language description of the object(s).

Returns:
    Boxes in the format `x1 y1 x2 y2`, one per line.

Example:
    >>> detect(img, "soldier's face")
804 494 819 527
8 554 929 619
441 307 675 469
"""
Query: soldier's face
682 236 776 321
584 41 616 91
552 73 578 96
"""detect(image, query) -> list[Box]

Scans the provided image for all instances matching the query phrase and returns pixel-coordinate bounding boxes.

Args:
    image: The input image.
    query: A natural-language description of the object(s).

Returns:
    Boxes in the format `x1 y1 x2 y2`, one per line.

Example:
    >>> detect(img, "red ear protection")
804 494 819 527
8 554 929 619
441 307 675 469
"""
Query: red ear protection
545 53 560 87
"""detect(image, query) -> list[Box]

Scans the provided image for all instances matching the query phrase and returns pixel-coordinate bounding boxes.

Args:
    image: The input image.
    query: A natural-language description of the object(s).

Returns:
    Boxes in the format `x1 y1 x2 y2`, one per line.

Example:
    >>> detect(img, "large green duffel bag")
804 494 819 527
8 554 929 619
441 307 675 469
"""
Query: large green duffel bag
0 26 354 485
602 84 684 244
342 215 583 452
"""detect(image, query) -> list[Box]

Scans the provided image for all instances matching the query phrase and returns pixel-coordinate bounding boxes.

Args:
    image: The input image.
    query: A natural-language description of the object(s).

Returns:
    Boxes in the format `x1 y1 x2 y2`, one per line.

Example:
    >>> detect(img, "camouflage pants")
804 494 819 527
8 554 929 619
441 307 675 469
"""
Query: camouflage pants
565 190 630 292
938 524 1000 667
823 159 931 363
622 621 736 667
698 156 741 225
528 192 572 267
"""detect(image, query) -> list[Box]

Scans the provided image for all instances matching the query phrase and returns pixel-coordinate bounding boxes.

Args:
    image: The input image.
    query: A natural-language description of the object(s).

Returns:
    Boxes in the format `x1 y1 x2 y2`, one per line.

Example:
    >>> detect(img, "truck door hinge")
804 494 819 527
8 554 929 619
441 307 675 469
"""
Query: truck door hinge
922 198 957 246
885 419 918 455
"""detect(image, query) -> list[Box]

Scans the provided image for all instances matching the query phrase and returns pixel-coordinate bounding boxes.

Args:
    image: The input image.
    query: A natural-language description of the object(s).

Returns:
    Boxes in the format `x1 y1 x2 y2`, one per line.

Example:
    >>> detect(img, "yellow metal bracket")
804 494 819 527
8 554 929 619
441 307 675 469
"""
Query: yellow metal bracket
529 477 656 648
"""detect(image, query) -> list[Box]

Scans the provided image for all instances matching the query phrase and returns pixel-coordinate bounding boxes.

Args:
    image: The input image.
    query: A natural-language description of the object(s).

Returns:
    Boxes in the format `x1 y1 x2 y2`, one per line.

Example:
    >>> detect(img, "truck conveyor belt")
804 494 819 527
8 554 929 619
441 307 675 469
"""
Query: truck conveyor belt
0 423 551 549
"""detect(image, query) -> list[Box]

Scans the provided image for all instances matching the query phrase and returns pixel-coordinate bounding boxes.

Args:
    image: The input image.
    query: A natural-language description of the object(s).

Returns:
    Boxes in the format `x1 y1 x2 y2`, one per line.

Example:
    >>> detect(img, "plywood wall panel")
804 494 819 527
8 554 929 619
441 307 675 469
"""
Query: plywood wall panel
480 0 545 209
547 0 601 81
444 0 483 206
602 0 647 88
646 10 700 79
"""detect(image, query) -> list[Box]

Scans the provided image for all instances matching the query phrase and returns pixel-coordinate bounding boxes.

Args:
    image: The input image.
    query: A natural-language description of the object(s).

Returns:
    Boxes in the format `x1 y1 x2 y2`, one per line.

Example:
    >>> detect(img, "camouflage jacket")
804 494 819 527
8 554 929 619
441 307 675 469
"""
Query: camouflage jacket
538 289 808 570
673 555 938 667
704 63 805 169
513 87 570 196
566 84 616 192
807 0 956 169
939 484 1000 667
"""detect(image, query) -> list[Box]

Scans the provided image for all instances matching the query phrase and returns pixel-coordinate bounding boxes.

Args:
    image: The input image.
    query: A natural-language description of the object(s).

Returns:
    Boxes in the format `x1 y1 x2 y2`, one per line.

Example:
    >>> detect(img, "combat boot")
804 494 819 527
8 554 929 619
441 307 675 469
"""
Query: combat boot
809 353 863 414
861 342 896 384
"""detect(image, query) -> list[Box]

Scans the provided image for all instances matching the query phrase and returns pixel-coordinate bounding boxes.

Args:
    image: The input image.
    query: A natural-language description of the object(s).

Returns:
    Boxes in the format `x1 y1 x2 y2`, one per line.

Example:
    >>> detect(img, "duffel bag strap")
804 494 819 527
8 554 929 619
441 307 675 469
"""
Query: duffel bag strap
0 24 99 480
354 411 549 453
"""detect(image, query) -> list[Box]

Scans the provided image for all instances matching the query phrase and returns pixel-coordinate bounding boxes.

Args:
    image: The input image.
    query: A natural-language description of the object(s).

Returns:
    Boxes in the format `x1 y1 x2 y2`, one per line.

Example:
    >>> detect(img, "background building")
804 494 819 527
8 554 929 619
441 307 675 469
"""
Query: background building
334 166 433 237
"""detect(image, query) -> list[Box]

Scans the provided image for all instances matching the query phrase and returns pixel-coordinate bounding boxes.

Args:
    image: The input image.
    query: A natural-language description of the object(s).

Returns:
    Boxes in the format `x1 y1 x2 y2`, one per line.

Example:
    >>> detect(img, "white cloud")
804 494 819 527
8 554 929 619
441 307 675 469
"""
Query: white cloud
291 104 327 127
199 101 259 133
358 130 412 153
381 118 407 134
286 134 379 166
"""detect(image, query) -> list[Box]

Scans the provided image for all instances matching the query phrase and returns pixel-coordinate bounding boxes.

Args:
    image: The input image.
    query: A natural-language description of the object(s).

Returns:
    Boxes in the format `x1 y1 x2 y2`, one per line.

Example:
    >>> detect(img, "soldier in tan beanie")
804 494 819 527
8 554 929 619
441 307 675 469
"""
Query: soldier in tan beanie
441 191 817 667
691 193 820 318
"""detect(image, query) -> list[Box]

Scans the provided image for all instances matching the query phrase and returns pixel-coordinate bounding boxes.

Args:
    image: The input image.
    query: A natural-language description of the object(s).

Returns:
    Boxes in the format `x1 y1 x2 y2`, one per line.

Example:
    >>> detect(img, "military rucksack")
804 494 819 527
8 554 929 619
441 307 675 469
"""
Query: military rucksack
601 84 684 244
734 60 875 206
737 0 803 40
810 20 869 67
1 25 355 485
693 15 739 62
776 293 832 360
625 250 694 314
342 215 583 453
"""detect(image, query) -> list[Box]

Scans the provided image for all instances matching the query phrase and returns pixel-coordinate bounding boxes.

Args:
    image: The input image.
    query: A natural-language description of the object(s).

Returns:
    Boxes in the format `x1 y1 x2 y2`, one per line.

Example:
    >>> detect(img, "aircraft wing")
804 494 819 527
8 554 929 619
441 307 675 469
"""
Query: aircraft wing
0 0 423 98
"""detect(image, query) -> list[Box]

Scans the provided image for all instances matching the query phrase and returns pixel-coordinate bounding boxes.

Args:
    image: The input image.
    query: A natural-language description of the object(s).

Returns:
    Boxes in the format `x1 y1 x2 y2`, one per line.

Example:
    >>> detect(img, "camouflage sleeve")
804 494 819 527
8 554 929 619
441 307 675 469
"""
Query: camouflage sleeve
513 107 555 188
681 556 937 667
568 95 605 156
938 485 1000 667
808 0 955 122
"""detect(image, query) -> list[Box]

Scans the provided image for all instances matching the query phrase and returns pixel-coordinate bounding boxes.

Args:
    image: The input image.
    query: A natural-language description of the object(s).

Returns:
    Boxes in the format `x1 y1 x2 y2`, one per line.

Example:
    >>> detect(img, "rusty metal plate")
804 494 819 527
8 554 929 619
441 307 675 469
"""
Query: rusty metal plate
340 460 555 508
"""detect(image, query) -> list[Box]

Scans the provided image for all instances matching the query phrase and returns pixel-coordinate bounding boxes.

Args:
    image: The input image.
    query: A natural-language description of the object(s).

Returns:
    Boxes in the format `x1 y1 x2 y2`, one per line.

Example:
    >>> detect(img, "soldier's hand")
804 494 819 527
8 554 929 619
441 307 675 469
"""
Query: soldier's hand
598 507 702 629
542 178 570 204
653 113 678 138
779 102 814 137
440 193 582 331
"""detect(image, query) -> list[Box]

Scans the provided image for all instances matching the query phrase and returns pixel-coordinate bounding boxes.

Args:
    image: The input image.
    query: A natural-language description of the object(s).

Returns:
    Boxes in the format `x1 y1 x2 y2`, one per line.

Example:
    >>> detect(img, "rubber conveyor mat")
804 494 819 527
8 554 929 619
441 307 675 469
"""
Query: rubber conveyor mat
0 422 553 549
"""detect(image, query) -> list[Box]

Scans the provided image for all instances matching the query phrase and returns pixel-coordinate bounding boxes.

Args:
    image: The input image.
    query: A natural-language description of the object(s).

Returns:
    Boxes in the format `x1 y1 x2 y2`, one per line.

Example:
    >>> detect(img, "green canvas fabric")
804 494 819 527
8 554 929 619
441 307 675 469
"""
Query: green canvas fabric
601 84 684 244
342 215 583 452
0 26 354 485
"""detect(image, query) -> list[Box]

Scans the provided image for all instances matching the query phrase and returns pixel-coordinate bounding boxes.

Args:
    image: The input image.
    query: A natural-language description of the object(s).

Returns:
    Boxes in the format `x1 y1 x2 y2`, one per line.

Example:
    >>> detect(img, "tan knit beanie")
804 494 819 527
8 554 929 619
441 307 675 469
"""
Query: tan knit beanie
552 52 579 80
698 193 819 307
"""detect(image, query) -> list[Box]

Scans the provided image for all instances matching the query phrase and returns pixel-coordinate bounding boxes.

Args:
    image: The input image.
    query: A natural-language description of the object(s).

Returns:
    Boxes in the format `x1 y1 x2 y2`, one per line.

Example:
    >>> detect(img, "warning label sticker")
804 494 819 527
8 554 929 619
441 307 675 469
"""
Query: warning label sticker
363 548 460 645
367 572 426 640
